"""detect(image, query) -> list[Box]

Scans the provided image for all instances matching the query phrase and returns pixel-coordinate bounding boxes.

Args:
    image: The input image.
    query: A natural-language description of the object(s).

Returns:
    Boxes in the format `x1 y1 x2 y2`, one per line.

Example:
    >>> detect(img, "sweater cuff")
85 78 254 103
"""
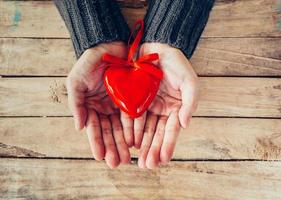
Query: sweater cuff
142 0 214 59
54 0 130 58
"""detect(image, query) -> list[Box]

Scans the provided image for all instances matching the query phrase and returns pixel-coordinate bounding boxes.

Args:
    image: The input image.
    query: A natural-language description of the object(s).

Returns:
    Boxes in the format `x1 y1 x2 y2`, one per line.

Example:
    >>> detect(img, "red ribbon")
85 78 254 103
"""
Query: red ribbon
102 20 163 80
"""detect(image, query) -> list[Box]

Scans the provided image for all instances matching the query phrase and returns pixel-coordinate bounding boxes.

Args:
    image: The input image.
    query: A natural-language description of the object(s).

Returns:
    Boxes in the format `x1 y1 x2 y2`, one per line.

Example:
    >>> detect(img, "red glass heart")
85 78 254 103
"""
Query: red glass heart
101 20 163 118
104 64 161 118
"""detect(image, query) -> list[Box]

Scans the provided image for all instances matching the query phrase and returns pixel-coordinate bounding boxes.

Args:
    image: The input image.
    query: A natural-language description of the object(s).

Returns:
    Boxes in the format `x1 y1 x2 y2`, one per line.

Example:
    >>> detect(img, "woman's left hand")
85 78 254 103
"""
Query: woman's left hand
135 43 200 169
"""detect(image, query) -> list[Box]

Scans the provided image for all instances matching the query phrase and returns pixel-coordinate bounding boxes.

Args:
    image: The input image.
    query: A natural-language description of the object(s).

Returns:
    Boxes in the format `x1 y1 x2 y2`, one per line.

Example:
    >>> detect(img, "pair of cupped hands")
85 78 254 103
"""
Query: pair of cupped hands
66 41 199 169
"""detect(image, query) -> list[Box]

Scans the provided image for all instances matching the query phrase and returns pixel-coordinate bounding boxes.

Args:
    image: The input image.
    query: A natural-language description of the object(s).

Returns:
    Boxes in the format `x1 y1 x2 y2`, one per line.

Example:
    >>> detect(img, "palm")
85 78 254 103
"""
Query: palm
83 64 117 115
140 43 194 117
68 42 127 115
149 68 182 116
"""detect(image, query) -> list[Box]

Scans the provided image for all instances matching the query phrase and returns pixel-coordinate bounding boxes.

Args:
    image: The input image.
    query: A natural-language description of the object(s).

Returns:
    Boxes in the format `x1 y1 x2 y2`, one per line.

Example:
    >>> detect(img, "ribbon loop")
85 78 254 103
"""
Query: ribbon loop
127 20 144 62
103 53 129 66
102 20 163 80
137 53 159 63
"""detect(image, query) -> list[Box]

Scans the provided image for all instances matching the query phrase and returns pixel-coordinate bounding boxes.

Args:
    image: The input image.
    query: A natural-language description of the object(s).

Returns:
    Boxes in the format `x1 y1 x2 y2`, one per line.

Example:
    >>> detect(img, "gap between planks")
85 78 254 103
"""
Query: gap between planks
0 156 281 162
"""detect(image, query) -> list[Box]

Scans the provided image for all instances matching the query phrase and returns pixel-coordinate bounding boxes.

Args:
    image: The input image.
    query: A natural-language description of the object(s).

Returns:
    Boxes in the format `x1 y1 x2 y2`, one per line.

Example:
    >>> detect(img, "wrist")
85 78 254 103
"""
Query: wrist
84 41 127 58
54 0 130 58
141 42 185 57
142 0 214 59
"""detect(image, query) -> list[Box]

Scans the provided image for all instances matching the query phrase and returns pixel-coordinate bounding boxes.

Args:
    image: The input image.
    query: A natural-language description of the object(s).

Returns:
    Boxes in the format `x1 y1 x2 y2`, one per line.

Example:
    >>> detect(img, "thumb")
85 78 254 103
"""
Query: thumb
179 78 199 128
66 77 88 131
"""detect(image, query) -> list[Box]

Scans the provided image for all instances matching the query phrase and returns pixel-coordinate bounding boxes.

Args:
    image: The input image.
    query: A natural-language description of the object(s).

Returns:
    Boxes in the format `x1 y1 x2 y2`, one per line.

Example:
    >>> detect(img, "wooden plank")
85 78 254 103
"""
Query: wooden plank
1 159 281 199
0 77 280 117
204 0 281 37
192 38 281 76
1 38 281 76
1 117 281 160
0 1 145 38
0 38 74 76
0 0 280 38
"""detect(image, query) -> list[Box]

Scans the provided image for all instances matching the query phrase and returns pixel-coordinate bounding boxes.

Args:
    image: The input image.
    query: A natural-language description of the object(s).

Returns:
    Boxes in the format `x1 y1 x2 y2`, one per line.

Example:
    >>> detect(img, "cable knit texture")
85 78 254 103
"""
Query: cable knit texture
54 0 130 58
143 0 214 59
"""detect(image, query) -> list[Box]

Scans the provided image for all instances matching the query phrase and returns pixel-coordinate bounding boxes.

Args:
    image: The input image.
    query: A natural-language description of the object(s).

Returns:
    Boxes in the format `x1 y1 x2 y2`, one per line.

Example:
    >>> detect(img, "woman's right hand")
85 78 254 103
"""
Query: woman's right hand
66 42 131 168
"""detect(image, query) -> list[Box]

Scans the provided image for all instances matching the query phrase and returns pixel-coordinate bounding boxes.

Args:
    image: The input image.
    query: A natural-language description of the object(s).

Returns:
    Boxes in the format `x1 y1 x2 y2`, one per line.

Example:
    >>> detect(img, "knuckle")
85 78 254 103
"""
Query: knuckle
93 135 103 144
113 124 123 132
123 126 133 133
158 117 168 124
155 129 164 137
107 142 117 150
144 127 154 134
99 115 107 120
134 128 144 135
164 129 175 135
87 121 100 129
150 144 160 150
115 140 125 148
102 127 112 135
140 144 151 150
137 114 146 120
122 114 132 120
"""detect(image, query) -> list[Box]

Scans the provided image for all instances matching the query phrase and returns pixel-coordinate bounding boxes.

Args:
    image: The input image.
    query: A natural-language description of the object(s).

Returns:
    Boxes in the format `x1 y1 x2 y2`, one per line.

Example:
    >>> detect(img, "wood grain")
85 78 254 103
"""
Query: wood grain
1 159 281 200
1 38 281 76
0 1 145 38
0 77 280 117
0 0 280 199
1 117 281 160
0 0 280 38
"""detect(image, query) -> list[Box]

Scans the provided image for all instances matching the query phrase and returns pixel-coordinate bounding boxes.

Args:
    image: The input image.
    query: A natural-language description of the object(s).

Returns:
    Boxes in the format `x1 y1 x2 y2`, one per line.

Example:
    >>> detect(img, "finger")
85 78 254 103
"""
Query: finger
179 78 198 128
86 109 105 161
133 112 147 149
138 113 158 169
146 115 168 169
120 111 134 147
110 114 131 164
160 110 181 165
66 77 87 130
100 115 120 168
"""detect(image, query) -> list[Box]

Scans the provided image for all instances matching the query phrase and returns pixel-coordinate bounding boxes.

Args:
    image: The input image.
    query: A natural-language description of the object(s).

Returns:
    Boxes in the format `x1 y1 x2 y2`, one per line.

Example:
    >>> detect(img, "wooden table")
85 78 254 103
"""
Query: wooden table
1 0 281 199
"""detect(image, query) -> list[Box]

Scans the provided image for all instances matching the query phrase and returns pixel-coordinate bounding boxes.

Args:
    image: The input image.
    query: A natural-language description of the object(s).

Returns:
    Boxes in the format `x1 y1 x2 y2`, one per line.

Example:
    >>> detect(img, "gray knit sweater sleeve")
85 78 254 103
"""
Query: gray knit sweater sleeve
53 0 130 58
143 0 214 59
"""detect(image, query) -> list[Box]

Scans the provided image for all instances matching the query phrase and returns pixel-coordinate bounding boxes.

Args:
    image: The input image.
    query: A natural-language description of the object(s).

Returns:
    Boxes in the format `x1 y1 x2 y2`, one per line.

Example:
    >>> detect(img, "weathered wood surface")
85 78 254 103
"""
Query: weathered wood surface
1 0 281 199
1 38 281 76
1 117 281 160
0 77 280 117
0 0 281 38
1 159 281 200
0 0 145 38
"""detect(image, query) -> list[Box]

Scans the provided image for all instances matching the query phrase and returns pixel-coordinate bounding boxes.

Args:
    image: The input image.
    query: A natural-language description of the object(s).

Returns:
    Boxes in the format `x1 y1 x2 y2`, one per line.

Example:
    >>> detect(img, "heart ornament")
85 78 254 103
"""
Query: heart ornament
102 20 163 118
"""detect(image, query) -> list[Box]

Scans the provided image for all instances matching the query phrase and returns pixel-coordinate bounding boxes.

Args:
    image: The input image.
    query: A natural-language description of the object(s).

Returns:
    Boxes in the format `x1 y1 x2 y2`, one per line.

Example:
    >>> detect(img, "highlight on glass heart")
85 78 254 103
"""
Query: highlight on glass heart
101 20 163 118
